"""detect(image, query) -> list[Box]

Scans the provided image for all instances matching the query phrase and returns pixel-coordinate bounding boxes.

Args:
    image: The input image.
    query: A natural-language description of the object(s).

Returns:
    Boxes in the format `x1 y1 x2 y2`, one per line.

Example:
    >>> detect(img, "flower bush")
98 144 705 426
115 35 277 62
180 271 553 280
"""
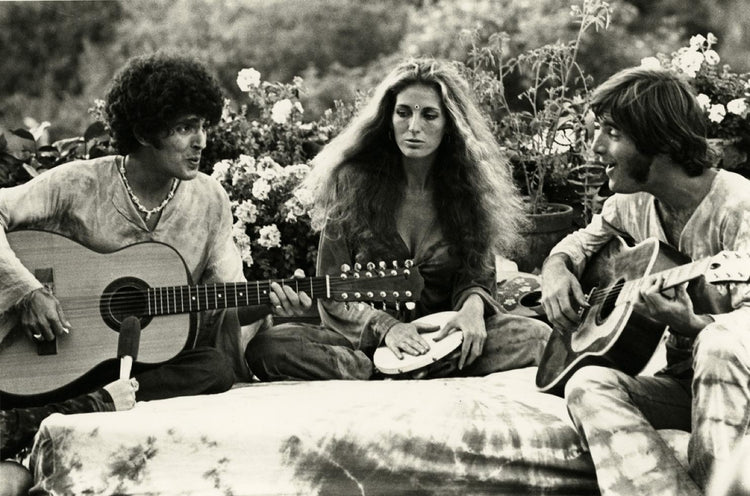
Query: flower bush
460 0 611 216
211 154 318 280
642 33 750 174
206 68 352 280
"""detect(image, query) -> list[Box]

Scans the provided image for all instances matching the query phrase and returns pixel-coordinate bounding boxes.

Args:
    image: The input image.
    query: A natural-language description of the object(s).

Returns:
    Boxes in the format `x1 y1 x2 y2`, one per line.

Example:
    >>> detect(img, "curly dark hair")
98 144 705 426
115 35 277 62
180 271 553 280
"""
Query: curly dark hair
104 52 224 154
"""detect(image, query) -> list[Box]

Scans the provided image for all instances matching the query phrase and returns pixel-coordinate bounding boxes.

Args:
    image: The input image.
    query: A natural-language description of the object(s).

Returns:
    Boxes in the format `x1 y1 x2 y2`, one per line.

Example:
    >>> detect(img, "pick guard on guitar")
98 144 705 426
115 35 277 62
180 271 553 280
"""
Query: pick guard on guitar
1 230 194 396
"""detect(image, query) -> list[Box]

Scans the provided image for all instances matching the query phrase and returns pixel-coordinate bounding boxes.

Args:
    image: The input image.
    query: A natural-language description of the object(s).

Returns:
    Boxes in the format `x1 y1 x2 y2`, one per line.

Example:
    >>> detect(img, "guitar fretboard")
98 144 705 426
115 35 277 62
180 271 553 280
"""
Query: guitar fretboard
146 277 330 315
617 258 711 304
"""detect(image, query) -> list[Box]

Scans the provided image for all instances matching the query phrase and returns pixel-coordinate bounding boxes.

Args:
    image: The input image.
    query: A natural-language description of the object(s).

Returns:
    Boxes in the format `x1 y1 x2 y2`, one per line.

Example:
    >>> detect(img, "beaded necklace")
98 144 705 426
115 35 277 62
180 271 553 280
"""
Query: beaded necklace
118 156 179 221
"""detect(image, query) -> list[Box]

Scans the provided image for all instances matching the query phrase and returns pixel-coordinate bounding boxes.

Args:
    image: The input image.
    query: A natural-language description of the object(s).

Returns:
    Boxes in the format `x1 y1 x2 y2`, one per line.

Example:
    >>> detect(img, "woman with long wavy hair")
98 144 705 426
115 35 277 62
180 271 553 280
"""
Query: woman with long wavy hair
246 58 552 380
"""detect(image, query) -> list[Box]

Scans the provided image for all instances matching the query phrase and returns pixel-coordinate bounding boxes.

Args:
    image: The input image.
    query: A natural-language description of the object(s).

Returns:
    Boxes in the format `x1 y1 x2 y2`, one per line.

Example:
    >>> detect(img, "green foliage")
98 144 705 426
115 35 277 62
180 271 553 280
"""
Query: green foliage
460 0 611 217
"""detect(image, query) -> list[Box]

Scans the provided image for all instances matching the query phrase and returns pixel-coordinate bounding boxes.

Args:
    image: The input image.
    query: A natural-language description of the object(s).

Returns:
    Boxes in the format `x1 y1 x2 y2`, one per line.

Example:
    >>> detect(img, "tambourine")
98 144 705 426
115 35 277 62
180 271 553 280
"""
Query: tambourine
373 311 463 378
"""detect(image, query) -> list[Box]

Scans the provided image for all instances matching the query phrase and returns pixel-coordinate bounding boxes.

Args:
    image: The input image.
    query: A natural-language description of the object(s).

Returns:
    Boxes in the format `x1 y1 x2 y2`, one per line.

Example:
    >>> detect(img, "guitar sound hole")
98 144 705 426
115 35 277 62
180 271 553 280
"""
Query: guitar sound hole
596 278 623 326
100 277 153 332
519 291 542 308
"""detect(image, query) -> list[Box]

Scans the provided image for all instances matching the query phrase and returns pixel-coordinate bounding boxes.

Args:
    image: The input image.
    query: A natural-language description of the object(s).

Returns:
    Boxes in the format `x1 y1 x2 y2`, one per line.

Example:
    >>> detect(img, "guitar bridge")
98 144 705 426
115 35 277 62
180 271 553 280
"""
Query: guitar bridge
34 267 58 356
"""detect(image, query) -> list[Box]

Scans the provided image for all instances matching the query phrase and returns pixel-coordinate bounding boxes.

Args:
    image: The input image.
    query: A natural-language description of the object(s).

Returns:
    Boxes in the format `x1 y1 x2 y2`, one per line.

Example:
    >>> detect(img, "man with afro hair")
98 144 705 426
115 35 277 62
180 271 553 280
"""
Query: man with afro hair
0 53 310 490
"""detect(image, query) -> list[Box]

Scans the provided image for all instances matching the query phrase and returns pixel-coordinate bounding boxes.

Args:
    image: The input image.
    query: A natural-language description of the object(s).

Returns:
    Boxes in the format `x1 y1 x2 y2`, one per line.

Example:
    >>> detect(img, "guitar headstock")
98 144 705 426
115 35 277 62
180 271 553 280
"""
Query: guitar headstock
329 260 423 308
705 251 750 285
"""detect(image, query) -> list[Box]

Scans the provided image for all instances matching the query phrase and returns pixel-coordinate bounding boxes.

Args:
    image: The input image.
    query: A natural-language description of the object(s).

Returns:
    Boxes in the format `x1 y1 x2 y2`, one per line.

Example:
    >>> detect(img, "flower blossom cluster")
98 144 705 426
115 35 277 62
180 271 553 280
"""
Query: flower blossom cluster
641 34 750 130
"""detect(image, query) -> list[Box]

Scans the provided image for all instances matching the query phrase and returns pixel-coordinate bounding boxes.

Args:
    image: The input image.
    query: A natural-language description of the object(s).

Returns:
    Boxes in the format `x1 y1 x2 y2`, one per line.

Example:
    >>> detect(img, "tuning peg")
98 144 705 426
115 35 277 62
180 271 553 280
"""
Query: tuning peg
392 260 399 268
405 291 412 298
366 291 374 298
339 273 348 279
354 292 361 299
340 263 351 273
390 269 398 276
378 270 386 277
379 291 387 298
353 272 361 278
340 293 349 300
378 261 387 270
392 291 400 298
365 271 373 278
367 262 376 270
404 259 413 268
354 262 362 271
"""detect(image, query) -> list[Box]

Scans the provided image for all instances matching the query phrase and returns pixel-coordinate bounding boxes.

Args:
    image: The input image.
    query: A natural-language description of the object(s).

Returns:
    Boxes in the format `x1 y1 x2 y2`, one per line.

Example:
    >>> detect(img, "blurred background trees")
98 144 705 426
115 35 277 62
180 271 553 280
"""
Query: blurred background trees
1 0 748 141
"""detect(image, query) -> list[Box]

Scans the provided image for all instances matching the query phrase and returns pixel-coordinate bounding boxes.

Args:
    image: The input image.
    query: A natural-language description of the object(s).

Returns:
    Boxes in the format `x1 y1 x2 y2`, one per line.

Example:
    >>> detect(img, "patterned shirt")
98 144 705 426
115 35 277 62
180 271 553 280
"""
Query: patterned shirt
0 155 256 378
549 169 750 375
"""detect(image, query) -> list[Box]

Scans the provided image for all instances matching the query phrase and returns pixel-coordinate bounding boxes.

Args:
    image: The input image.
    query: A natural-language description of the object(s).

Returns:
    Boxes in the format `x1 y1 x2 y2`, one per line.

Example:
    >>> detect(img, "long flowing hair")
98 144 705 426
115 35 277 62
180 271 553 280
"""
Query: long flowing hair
303 58 526 276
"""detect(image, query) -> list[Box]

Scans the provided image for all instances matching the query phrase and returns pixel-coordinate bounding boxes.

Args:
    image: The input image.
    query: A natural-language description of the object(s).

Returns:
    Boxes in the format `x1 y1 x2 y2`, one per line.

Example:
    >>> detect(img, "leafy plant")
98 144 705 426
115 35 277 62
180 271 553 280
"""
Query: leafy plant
461 0 611 215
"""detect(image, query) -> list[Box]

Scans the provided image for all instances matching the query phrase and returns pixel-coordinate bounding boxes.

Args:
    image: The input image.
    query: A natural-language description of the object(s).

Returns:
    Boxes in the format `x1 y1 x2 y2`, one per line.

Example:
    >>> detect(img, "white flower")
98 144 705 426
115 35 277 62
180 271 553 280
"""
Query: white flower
232 222 254 266
258 224 282 249
271 99 294 124
251 178 271 201
695 93 711 110
220 98 233 122
675 49 704 78
293 185 314 208
708 104 726 123
234 200 258 224
211 160 232 182
294 101 304 114
236 68 261 92
727 98 748 116
689 34 706 50
707 32 718 45
703 49 720 66
238 154 256 171
640 57 662 70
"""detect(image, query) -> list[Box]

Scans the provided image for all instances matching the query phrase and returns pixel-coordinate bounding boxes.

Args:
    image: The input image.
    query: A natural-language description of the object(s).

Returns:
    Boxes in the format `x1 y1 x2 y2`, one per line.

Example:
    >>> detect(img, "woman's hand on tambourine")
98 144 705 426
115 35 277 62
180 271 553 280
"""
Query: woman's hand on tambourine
383 321 440 360
433 294 486 370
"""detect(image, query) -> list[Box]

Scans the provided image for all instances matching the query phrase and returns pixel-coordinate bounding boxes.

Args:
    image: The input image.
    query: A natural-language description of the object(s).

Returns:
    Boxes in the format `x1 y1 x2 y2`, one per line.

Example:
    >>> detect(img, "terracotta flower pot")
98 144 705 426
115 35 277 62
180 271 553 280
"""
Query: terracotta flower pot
515 202 575 273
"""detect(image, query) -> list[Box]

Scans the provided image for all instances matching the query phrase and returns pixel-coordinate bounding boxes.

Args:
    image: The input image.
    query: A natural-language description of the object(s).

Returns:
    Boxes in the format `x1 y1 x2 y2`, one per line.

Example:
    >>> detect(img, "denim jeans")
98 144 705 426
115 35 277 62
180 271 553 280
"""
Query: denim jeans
246 312 552 381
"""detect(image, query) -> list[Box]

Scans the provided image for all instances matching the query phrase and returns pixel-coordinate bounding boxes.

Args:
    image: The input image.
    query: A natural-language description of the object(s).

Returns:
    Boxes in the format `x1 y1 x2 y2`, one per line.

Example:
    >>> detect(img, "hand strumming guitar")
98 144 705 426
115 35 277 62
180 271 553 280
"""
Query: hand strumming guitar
17 287 72 342
540 254 590 332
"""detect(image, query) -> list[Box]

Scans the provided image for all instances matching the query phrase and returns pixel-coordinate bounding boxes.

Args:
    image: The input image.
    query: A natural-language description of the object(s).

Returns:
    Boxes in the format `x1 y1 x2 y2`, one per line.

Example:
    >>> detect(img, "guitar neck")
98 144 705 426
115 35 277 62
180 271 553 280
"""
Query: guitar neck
146 277 329 316
656 258 710 289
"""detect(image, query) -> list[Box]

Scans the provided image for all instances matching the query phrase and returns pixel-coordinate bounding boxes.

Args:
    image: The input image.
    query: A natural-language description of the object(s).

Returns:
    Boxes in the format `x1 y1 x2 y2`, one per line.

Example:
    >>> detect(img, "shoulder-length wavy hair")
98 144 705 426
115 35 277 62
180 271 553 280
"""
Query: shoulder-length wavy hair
303 57 526 276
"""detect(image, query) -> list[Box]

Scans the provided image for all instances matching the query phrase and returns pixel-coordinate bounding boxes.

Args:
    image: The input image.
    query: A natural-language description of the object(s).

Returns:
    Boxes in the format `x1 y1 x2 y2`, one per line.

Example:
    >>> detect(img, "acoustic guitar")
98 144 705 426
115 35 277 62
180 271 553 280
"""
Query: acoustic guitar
535 236 750 396
0 230 424 397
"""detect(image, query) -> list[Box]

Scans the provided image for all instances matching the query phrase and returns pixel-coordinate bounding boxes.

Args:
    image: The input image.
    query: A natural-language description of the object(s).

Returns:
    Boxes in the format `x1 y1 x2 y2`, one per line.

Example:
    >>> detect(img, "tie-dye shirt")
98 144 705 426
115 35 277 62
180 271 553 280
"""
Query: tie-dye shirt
0 155 251 362
549 168 750 375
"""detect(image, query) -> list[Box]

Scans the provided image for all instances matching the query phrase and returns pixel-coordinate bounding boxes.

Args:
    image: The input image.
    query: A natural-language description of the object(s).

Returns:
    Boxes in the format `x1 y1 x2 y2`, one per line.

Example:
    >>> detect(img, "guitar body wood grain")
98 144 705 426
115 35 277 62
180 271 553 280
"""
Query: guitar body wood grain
0 230 194 396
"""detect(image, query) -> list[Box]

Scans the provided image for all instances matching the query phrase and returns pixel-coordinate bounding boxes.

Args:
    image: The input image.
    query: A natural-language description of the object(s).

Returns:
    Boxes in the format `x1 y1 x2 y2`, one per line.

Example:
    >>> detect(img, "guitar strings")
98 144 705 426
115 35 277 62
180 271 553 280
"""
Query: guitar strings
40 275 410 316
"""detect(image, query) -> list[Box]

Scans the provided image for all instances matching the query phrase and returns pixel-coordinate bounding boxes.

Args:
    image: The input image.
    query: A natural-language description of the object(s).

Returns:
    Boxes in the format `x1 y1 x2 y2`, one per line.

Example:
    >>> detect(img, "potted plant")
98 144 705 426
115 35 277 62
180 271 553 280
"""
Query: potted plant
462 0 611 272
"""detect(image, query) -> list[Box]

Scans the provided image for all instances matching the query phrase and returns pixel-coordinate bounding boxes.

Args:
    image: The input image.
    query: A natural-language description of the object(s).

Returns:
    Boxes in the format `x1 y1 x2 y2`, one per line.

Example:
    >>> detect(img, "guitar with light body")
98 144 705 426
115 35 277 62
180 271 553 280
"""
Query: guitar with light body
0 230 424 397
535 236 750 396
